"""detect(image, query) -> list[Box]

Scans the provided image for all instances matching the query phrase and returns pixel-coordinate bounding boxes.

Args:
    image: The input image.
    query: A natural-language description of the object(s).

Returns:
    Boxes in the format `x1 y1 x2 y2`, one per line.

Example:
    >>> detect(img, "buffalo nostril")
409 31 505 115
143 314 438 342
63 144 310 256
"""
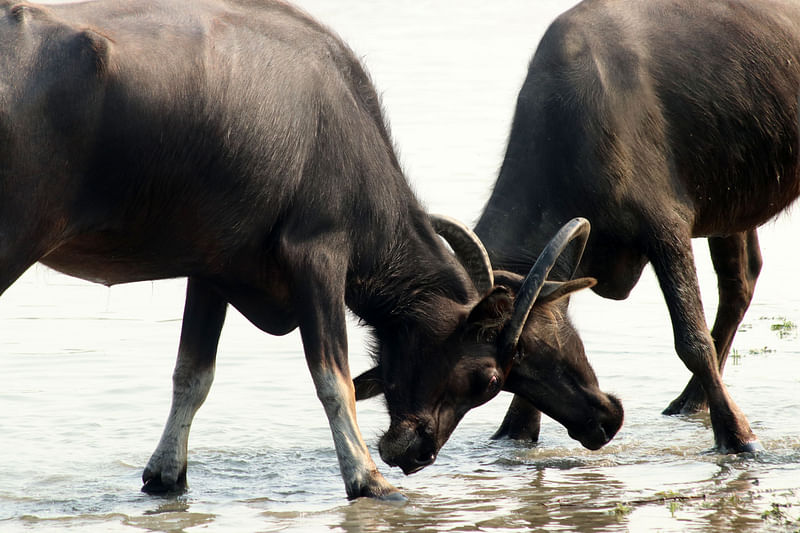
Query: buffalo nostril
398 447 437 475
417 451 436 467
414 434 437 466
401 453 436 475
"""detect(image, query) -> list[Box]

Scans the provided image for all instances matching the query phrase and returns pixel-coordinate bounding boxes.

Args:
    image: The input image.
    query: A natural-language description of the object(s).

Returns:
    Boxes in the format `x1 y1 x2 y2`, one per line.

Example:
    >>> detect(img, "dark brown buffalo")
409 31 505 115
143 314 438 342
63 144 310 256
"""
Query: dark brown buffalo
0 0 599 499
356 218 624 456
475 0 800 453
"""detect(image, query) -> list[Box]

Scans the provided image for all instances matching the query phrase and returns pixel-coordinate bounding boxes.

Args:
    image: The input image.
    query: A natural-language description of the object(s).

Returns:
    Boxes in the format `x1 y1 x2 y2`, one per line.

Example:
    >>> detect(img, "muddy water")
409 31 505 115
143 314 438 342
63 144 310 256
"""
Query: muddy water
1 1 799 531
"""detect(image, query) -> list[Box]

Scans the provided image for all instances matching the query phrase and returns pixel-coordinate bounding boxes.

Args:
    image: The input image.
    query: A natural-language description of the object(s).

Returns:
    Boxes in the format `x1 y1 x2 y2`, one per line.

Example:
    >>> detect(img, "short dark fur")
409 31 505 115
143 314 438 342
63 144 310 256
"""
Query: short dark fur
475 0 800 452
356 263 625 455
0 0 517 500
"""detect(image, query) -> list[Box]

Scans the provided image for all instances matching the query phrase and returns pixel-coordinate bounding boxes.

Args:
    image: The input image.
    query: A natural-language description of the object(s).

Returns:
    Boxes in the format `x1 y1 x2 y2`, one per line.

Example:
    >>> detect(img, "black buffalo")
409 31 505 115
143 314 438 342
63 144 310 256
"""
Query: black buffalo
475 0 800 453
356 217 624 453
0 0 606 499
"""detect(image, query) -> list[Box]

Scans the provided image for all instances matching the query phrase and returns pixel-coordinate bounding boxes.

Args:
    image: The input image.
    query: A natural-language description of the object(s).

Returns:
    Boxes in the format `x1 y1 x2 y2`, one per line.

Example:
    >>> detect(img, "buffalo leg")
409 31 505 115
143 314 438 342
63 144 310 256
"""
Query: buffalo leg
664 230 762 414
0 262 35 299
648 229 759 453
491 395 542 442
289 251 401 501
0 234 59 299
142 278 227 493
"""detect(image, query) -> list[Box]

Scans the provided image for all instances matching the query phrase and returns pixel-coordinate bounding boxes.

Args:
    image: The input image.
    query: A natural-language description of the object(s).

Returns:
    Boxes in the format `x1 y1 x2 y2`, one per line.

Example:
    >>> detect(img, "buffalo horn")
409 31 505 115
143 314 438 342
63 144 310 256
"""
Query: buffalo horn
499 217 591 363
430 214 494 295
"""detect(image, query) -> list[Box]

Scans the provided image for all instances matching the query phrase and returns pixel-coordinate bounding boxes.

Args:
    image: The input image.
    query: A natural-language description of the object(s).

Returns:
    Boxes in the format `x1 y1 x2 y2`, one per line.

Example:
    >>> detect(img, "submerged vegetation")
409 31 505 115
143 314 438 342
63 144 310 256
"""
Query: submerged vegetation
769 317 797 339
609 502 632 520
602 488 800 529
730 315 797 364
737 316 797 339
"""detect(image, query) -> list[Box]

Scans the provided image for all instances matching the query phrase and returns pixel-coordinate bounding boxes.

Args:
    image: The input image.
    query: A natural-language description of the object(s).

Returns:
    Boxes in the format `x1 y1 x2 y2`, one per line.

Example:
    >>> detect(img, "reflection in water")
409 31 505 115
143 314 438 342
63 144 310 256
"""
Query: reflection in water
141 498 191 516
125 499 215 533
247 436 800 532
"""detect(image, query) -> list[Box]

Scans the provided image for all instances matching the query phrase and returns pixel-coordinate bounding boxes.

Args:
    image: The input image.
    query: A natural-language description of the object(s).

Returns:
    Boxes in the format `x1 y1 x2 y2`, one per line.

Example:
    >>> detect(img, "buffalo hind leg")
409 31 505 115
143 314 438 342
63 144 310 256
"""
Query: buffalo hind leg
664 230 762 415
491 395 542 442
649 228 759 453
142 278 227 493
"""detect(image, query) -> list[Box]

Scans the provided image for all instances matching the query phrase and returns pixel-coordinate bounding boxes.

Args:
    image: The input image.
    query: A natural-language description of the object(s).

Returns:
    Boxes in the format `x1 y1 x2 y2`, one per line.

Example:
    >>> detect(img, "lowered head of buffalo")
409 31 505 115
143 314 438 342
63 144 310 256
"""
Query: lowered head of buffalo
356 217 619 475
366 285 517 475
492 270 624 451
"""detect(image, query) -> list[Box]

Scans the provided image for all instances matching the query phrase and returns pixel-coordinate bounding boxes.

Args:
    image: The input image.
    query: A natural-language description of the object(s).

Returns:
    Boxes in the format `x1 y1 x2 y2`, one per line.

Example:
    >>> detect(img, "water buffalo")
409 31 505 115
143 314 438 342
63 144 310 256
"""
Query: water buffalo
0 0 600 500
475 0 800 453
355 217 624 454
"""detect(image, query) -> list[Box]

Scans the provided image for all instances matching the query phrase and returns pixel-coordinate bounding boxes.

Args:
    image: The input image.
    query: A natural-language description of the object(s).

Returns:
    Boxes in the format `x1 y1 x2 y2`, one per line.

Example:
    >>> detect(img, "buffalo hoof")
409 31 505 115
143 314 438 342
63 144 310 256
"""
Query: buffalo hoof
376 491 408 504
351 487 407 502
490 399 542 442
662 391 707 415
490 423 541 442
663 377 708 415
346 470 405 502
141 469 188 495
718 439 764 455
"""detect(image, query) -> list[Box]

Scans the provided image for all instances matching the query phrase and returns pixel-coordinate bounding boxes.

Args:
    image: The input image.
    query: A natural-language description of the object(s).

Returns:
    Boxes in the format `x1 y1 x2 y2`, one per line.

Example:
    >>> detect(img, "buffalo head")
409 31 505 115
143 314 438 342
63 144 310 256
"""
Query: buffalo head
356 217 618 475
492 269 624 450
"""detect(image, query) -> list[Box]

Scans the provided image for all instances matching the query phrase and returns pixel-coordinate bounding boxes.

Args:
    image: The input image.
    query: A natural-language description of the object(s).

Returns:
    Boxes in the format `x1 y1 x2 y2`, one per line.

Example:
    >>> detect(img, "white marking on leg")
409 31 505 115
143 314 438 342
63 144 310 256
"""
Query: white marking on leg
311 369 378 492
145 359 215 487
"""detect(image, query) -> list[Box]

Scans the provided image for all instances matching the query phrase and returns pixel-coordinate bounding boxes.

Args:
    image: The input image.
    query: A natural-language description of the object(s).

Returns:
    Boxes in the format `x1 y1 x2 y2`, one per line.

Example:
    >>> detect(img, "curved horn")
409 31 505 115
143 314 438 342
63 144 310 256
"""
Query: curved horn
499 217 590 361
430 214 494 295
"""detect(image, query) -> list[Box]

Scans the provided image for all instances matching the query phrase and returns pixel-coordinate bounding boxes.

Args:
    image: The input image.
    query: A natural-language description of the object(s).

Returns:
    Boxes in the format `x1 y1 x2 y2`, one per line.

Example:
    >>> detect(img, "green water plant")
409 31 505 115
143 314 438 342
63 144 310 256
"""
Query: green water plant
770 318 797 339
748 346 775 355
609 502 633 520
760 502 794 525
654 490 684 500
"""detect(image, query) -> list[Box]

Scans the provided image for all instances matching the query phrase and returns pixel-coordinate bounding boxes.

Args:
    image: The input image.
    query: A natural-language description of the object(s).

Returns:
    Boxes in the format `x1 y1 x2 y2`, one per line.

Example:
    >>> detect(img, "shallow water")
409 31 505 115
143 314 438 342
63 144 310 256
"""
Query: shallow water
2 1 800 531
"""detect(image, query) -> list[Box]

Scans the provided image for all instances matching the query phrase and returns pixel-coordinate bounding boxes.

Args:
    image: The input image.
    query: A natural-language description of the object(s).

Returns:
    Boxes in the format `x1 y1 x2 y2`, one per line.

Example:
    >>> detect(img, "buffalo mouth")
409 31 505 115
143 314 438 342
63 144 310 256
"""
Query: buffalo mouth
380 438 438 475
393 451 437 476
568 394 624 450
571 426 612 451
378 420 440 475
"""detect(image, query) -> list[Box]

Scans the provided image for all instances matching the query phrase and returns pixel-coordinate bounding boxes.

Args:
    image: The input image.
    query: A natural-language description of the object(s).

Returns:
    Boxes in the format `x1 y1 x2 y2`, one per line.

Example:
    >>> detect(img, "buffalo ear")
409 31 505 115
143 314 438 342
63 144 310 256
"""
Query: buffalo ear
354 366 384 400
537 278 596 304
467 286 514 325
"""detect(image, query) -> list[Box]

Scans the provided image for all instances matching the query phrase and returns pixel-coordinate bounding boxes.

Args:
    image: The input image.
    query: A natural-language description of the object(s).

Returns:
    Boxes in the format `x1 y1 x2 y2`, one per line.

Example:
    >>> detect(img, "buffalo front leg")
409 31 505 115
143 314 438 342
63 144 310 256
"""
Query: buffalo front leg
142 278 227 493
665 230 762 414
291 257 401 500
649 229 759 453
491 395 542 442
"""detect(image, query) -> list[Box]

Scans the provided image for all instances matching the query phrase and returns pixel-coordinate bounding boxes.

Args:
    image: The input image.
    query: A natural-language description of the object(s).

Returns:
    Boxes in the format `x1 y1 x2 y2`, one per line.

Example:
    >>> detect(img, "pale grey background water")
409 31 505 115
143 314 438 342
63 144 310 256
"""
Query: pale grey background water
1 1 799 531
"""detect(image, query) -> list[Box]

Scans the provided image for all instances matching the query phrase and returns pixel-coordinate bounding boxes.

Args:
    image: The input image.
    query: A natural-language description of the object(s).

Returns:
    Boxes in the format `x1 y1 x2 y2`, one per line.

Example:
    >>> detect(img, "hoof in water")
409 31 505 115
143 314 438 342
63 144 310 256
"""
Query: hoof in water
377 490 408 504
662 395 708 416
735 440 764 454
714 439 764 455
347 472 406 503
490 425 541 442
141 474 187 495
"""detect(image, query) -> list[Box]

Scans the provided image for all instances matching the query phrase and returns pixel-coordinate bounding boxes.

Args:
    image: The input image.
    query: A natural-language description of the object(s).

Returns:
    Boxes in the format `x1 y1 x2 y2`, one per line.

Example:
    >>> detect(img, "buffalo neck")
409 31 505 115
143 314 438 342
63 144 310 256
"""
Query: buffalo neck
475 177 577 283
346 208 475 337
